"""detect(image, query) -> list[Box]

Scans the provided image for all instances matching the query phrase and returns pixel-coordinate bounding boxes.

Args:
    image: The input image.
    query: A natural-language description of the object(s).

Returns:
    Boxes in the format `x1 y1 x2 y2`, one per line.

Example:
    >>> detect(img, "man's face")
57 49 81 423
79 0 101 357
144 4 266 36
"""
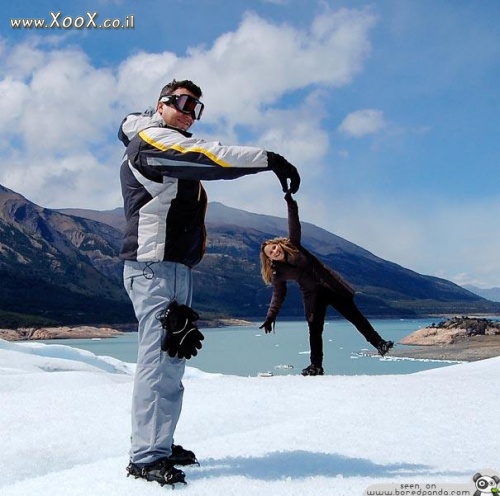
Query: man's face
157 88 198 131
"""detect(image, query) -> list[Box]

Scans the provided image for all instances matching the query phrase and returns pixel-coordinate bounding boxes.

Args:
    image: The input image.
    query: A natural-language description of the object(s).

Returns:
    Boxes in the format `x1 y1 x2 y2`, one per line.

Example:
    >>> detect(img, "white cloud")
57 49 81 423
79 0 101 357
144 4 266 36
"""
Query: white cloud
175 8 377 127
116 51 180 109
2 151 122 210
338 108 387 137
0 8 377 210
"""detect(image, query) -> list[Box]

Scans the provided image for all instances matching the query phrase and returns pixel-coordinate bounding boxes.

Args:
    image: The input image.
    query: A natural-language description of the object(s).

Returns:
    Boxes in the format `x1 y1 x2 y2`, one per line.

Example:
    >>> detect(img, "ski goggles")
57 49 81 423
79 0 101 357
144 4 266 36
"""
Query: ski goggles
160 94 204 120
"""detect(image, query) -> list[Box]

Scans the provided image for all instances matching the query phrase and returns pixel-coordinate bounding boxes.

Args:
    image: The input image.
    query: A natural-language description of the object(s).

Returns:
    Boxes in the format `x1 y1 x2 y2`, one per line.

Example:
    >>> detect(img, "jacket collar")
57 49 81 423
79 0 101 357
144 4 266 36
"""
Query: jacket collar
163 123 192 138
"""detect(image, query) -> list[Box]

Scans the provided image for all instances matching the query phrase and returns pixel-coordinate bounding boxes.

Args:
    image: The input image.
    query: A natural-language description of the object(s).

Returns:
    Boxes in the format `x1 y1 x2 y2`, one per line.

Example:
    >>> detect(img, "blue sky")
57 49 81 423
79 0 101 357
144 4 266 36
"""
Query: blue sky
1 0 499 288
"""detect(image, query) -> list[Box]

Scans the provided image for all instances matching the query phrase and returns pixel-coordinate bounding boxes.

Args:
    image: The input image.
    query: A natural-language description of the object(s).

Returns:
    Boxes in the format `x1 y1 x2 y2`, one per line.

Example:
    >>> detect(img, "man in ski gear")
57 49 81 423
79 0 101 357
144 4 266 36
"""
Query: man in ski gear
119 78 300 486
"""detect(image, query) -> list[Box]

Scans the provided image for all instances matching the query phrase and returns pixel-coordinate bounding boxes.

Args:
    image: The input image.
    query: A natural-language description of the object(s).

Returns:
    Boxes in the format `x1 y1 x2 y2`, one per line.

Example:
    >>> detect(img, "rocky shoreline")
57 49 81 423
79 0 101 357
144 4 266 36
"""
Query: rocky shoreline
0 318 253 342
390 335 500 362
390 316 500 362
0 326 124 341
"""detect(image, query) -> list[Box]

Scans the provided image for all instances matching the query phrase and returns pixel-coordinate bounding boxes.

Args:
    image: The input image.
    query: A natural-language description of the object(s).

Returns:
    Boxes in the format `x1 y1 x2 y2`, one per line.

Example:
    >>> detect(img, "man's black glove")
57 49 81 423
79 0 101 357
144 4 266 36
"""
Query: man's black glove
259 318 275 334
267 152 300 194
158 301 204 359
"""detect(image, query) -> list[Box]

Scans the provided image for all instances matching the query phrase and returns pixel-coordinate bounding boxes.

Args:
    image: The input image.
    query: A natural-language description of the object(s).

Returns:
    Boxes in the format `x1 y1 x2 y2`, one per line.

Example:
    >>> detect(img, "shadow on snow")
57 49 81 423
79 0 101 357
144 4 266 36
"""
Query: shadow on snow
185 450 466 481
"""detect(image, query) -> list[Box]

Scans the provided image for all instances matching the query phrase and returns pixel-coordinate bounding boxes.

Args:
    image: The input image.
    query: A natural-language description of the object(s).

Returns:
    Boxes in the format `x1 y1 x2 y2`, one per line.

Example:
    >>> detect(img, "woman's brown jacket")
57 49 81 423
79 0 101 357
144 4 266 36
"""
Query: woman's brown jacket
266 198 355 322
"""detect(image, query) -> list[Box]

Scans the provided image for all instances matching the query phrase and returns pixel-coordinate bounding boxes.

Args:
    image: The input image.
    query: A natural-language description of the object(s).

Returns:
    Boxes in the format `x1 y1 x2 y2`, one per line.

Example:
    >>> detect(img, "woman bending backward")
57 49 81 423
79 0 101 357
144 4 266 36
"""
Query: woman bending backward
260 193 393 376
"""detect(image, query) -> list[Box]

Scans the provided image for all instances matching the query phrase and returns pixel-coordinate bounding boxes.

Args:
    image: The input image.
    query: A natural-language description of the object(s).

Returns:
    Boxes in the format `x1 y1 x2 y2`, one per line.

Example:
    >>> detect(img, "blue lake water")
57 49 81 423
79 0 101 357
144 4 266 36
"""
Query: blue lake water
40 318 465 377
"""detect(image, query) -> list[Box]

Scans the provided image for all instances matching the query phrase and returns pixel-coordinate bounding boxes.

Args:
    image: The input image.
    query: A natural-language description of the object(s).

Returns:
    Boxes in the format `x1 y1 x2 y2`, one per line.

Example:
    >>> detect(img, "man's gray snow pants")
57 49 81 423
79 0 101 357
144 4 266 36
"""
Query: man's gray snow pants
124 260 192 465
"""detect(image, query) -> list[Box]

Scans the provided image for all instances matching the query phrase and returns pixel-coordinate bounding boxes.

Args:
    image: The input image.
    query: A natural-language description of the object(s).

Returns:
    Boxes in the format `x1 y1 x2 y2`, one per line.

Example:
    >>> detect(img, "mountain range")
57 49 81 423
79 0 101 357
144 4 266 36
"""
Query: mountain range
1 183 498 328
462 285 500 303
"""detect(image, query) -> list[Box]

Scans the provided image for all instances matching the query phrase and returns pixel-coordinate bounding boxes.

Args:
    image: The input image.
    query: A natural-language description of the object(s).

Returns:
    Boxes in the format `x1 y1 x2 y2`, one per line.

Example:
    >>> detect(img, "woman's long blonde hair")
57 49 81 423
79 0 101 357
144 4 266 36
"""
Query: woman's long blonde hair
260 237 299 285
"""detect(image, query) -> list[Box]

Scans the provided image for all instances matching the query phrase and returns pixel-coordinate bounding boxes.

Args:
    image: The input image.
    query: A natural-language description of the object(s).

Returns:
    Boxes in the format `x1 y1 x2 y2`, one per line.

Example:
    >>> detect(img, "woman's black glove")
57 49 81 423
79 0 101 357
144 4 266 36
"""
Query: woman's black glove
267 152 300 194
259 318 275 334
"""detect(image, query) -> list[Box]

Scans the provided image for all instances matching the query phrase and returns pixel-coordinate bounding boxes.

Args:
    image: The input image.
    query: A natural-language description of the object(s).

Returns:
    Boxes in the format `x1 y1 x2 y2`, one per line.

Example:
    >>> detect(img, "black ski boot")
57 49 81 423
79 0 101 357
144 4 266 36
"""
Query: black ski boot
376 340 394 357
126 458 186 487
169 444 199 466
301 364 324 376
